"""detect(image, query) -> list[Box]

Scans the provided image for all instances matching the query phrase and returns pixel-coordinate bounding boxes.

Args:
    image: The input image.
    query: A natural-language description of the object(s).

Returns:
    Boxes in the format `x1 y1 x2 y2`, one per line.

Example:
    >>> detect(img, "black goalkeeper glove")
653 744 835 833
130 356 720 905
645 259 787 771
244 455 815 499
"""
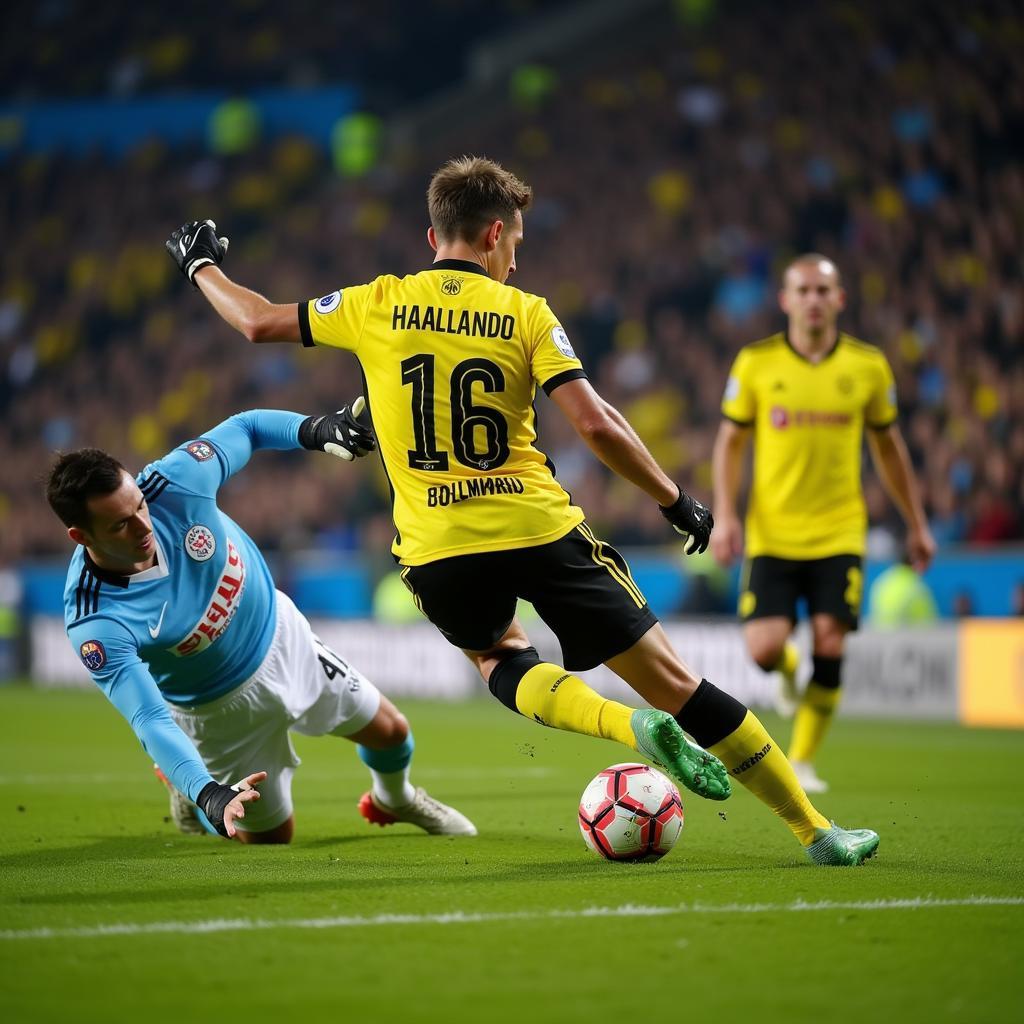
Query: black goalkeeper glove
659 487 714 555
165 219 229 286
196 780 244 838
298 398 376 461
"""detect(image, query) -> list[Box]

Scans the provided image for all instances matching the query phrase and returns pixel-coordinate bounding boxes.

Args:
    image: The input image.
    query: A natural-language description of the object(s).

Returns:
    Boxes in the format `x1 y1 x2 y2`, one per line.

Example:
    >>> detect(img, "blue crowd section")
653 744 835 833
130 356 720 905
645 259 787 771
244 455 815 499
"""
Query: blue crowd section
0 87 359 155
19 549 1024 620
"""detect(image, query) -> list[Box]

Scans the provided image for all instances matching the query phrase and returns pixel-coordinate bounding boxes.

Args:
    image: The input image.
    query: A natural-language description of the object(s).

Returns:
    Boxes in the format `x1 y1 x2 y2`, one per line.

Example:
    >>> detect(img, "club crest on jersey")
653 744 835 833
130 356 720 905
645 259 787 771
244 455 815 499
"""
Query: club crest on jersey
185 524 216 561
551 326 575 358
79 640 106 671
315 290 342 314
440 275 463 296
185 440 215 462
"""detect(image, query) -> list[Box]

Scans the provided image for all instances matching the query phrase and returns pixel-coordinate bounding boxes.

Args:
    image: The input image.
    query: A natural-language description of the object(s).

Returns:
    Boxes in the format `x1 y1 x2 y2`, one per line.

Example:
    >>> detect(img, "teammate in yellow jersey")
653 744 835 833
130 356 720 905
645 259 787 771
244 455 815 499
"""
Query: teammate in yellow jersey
165 160 879 864
711 255 936 793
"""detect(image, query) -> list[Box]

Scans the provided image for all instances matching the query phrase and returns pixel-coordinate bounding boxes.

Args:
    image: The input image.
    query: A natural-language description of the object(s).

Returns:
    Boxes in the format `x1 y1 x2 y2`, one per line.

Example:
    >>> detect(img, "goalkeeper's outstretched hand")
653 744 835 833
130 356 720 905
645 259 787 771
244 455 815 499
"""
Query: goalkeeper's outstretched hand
299 398 376 461
196 771 266 839
659 487 714 555
165 219 230 286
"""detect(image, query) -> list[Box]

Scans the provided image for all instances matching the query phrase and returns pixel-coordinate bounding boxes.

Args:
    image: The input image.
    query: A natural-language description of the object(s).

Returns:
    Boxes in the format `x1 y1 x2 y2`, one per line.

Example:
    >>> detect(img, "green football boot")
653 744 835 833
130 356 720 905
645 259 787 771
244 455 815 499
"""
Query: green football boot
805 822 880 866
630 709 731 801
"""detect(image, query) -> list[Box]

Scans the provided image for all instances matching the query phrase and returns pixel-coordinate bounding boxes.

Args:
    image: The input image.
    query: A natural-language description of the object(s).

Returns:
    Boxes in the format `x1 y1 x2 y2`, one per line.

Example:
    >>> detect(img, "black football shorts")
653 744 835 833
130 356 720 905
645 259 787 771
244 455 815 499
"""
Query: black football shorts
738 553 863 628
402 522 658 671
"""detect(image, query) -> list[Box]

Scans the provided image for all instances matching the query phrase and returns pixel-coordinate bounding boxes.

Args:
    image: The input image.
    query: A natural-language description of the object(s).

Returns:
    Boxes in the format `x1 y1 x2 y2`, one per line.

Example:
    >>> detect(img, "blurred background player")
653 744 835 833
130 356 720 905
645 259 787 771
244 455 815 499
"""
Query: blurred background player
164 162 879 865
46 406 475 842
711 255 936 792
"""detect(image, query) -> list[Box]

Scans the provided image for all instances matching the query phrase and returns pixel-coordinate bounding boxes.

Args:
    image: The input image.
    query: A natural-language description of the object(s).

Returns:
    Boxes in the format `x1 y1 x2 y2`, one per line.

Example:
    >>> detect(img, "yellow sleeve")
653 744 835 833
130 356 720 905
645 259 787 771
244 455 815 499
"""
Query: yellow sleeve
299 282 375 352
865 352 898 428
721 349 756 424
527 299 586 395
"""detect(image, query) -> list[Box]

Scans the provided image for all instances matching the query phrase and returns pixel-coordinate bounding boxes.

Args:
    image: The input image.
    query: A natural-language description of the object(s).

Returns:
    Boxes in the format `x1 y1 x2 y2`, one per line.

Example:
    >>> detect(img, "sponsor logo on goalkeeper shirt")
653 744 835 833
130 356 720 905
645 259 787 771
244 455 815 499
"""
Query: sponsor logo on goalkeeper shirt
426 475 526 508
171 540 246 657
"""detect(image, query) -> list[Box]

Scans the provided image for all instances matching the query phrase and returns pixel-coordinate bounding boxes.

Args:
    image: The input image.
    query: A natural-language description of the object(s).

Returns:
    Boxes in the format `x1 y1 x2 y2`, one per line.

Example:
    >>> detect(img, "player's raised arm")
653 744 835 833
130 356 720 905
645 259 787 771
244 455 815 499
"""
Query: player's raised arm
548 377 713 555
165 220 302 344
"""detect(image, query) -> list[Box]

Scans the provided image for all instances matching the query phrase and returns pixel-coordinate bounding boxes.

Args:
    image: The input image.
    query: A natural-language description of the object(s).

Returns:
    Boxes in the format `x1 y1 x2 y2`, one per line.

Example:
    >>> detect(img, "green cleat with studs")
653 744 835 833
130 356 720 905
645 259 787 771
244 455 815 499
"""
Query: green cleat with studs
630 709 732 801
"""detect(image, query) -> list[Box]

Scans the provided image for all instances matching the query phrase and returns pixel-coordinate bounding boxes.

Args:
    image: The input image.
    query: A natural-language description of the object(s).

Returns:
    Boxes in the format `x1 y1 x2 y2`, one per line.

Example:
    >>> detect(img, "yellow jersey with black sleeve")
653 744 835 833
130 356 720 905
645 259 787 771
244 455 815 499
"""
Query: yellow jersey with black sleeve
720 332 897 560
299 259 587 565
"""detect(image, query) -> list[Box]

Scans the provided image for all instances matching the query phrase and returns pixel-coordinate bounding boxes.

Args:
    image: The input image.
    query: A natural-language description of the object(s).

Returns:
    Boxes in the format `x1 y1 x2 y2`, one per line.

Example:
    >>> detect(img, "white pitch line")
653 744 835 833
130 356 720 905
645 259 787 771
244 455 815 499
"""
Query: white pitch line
2 896 1021 942
0 766 553 786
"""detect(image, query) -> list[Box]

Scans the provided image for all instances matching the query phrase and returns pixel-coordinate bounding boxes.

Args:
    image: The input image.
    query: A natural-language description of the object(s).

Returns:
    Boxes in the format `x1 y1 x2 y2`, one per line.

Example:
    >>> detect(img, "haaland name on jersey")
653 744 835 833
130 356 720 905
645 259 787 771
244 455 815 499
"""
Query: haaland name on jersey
392 304 516 339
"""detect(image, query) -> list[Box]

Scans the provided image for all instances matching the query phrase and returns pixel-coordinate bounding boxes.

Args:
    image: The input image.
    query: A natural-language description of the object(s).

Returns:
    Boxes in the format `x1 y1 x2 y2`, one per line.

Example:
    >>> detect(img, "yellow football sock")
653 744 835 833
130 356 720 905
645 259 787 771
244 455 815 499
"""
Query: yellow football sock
708 710 829 845
776 641 800 677
789 681 841 763
514 662 637 749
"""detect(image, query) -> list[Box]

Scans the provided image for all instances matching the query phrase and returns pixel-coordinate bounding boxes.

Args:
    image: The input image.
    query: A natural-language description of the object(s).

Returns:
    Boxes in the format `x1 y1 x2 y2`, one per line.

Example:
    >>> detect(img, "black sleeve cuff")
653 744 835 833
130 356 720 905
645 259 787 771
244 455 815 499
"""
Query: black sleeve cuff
722 413 754 427
866 417 897 431
298 301 314 348
542 368 588 396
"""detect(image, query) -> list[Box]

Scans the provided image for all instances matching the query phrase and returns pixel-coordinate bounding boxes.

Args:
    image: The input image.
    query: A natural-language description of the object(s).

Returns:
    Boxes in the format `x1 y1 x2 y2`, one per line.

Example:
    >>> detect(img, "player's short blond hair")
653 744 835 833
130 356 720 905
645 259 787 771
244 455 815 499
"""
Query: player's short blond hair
427 156 533 243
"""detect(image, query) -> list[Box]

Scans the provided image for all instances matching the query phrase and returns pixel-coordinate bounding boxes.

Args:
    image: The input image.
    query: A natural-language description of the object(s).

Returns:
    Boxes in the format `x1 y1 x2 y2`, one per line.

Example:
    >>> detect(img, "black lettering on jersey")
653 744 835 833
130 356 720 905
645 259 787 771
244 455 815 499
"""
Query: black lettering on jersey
422 475 526 509
392 305 517 340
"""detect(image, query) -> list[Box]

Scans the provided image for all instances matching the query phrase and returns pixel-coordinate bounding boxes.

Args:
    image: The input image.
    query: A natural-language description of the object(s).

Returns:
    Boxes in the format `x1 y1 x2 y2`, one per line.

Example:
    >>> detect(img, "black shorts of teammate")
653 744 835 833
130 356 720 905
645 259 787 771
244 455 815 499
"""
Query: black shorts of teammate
739 554 863 628
402 522 657 672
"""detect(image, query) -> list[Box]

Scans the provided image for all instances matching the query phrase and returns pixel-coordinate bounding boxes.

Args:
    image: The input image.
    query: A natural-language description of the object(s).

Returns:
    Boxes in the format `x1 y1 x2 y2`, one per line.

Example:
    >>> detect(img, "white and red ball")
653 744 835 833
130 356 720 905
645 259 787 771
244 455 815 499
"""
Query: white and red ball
578 762 684 862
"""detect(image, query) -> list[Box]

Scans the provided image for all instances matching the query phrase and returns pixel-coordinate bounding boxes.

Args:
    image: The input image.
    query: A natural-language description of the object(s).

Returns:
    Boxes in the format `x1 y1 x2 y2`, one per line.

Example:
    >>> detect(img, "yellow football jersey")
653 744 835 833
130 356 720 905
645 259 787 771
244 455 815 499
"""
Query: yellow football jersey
300 259 586 564
721 332 897 560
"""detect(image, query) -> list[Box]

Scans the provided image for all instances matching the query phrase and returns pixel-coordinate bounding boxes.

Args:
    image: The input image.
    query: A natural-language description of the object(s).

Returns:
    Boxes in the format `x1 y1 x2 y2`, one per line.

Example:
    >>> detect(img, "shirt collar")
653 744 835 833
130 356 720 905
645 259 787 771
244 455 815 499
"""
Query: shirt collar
428 258 491 279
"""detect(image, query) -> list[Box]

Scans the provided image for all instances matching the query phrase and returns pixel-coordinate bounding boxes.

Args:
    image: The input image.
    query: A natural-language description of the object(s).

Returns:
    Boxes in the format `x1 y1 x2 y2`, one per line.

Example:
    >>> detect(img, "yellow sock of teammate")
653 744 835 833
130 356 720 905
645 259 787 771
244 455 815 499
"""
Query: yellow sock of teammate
487 647 636 749
676 679 829 845
789 683 841 762
777 641 800 678
788 656 843 763
709 711 829 844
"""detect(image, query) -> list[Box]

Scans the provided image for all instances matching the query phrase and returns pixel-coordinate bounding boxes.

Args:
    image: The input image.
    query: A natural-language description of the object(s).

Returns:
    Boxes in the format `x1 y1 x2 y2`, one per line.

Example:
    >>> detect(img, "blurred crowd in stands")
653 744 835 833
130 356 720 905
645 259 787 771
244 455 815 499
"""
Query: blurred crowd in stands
1 0 1021 569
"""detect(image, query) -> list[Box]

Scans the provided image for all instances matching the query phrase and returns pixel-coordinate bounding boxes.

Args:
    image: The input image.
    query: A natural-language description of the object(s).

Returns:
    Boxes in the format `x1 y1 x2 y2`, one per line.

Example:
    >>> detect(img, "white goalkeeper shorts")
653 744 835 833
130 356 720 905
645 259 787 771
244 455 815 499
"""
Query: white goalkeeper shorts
169 589 381 832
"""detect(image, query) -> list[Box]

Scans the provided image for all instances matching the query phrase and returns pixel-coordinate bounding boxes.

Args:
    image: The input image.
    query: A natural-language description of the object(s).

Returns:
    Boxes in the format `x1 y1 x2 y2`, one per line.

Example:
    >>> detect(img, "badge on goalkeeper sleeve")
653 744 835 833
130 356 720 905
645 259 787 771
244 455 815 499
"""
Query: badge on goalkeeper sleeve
659 488 714 555
165 219 230 285
298 397 376 461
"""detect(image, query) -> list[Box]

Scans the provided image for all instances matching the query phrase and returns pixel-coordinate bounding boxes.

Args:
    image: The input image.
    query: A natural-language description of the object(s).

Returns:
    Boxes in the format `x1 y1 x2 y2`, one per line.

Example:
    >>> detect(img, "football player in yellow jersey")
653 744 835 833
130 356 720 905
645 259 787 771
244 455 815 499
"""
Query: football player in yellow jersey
712 255 936 793
165 162 880 864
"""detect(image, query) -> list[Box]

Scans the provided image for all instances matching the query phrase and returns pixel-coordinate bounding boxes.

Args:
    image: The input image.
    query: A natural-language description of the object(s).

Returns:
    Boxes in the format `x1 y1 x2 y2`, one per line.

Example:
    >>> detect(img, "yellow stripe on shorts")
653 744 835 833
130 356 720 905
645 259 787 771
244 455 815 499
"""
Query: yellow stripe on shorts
576 523 645 608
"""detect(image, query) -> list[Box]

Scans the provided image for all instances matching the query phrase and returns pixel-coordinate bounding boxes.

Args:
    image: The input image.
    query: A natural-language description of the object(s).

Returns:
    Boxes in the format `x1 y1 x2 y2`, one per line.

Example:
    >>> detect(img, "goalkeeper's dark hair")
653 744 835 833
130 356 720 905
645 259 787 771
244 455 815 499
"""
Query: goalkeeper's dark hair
46 449 128 528
427 156 533 244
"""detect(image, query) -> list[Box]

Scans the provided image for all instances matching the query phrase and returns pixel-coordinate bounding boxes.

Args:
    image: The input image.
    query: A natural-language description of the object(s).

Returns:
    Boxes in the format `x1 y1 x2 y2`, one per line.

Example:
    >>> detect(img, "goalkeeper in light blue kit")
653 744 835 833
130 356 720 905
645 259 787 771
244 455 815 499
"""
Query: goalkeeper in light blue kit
47 406 476 843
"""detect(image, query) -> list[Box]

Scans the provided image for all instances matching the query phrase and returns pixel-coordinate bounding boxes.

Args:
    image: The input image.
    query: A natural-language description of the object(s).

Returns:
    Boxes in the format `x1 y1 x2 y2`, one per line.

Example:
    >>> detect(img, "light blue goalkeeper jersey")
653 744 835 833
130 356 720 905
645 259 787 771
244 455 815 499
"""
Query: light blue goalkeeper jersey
63 409 307 802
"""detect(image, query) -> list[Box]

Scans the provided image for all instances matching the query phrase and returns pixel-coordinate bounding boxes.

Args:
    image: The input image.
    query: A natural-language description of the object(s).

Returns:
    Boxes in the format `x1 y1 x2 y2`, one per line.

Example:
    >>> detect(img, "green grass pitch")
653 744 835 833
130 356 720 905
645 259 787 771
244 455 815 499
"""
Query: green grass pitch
1 685 1022 1023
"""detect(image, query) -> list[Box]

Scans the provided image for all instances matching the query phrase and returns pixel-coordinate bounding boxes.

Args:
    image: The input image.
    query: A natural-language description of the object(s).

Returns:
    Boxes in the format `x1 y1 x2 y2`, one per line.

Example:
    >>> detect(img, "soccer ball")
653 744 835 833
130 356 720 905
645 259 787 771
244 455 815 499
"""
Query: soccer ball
578 762 684 862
